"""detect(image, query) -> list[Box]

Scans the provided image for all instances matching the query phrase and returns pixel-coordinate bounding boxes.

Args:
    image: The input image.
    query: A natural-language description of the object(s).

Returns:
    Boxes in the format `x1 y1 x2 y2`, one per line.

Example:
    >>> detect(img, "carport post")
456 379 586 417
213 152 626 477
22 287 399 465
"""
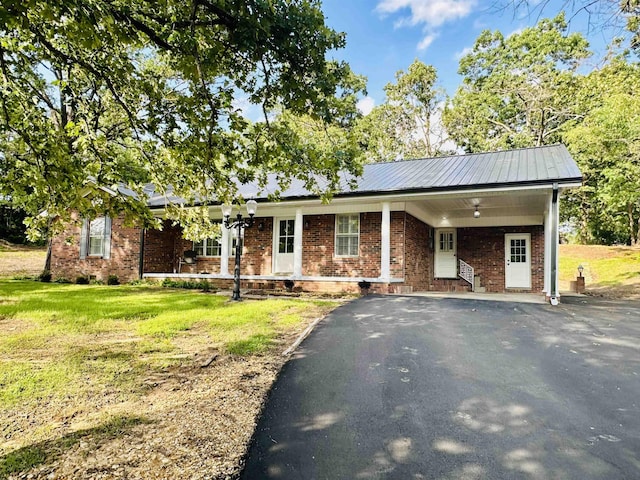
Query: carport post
549 183 559 304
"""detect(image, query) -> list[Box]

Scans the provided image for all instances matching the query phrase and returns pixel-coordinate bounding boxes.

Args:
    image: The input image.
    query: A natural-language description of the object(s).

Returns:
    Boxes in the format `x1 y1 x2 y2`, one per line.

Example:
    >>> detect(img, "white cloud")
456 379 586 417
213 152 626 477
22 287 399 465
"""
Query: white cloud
417 33 437 51
376 0 477 51
454 46 473 60
357 96 376 115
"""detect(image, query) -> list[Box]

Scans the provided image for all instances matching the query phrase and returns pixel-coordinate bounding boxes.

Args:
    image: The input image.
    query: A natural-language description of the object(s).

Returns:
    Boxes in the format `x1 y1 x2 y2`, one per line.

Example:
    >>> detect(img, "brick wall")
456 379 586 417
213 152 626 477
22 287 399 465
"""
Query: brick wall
50 213 142 283
460 225 544 292
404 213 432 291
303 212 382 278
429 226 545 293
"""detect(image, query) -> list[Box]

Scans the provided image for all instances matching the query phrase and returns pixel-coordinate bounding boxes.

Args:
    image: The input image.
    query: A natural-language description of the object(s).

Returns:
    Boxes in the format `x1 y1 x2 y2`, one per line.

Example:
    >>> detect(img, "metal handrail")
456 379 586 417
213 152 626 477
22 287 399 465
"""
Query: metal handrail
459 259 474 287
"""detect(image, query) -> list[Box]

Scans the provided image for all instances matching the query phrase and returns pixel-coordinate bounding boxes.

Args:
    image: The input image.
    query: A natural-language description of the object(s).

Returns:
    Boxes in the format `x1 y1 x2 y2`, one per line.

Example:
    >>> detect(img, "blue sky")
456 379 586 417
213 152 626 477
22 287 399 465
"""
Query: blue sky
320 0 622 114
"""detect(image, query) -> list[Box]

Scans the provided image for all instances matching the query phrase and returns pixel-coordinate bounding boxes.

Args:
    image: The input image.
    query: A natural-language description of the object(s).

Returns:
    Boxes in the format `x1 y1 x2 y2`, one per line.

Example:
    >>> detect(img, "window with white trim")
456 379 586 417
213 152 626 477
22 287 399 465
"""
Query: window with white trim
193 238 222 257
88 217 106 256
193 227 243 257
335 214 359 257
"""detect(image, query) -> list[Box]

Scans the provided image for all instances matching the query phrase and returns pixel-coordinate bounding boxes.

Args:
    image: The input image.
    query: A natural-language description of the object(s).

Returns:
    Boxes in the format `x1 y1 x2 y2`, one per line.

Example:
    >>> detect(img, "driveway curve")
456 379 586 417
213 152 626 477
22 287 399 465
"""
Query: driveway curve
241 295 640 479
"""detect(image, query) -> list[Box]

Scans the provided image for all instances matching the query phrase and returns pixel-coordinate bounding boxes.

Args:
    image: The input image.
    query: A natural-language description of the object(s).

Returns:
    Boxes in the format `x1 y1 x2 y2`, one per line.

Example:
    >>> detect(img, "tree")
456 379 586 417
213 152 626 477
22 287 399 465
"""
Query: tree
443 14 590 152
0 1 365 239
501 0 640 52
563 59 640 245
356 60 450 162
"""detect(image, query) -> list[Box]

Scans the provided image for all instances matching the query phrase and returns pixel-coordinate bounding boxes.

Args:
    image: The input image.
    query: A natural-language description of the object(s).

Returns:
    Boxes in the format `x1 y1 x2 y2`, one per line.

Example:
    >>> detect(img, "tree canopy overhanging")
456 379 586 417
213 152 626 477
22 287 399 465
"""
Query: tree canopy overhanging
0 0 366 239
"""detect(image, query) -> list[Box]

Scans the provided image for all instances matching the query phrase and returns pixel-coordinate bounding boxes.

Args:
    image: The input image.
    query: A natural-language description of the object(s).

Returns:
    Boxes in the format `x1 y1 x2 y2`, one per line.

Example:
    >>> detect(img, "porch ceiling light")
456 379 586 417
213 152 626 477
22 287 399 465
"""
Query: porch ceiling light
474 205 480 218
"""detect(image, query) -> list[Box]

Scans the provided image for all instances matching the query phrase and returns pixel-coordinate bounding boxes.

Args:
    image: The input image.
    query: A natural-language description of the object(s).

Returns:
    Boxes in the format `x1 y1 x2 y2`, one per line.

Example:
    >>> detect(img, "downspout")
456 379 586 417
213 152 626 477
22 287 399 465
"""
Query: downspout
138 228 146 280
549 183 559 305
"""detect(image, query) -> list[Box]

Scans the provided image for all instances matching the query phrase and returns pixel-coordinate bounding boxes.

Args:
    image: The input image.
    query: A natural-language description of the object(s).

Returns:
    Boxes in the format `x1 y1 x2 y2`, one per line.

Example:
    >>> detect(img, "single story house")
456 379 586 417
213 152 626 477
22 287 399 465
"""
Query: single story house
50 144 582 301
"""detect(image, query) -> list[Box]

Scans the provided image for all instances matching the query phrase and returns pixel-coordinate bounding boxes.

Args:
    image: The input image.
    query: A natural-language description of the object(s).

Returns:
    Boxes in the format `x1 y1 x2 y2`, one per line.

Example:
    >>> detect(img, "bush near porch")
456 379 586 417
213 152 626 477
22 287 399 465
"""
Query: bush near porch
0 280 336 479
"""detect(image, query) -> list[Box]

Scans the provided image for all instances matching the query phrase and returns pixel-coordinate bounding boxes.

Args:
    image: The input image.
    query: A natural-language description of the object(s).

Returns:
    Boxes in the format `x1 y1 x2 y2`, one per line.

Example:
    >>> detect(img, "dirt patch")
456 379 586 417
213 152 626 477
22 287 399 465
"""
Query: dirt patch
2 347 301 479
560 244 640 260
0 243 47 278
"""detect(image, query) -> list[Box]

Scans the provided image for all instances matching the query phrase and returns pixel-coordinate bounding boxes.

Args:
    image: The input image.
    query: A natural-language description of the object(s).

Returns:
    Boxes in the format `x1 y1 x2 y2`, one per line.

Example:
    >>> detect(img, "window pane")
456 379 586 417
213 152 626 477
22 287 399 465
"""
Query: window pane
194 240 205 256
348 237 358 256
286 237 294 253
89 237 103 256
279 239 286 253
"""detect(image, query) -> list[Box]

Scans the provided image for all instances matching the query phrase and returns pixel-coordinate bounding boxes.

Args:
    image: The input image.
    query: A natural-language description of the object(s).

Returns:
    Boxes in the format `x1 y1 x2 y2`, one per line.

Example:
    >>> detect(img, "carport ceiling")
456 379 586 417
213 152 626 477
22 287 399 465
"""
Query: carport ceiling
411 190 549 227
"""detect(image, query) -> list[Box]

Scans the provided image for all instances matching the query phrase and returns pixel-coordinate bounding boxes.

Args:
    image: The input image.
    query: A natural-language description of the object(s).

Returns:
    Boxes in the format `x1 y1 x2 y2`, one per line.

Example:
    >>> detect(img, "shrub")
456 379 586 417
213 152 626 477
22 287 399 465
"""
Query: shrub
284 279 295 292
75 276 89 285
358 280 371 290
107 275 120 285
161 279 214 292
37 270 52 283
54 277 72 284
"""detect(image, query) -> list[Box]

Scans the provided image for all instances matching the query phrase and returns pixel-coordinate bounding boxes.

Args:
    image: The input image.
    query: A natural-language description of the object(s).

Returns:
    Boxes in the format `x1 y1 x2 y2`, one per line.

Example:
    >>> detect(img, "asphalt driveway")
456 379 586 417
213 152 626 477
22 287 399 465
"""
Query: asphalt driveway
241 295 640 479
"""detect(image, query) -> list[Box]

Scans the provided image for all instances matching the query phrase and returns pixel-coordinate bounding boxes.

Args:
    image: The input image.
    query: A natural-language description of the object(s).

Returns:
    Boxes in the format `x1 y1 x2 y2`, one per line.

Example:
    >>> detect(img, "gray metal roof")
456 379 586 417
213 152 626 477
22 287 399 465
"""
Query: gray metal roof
147 144 581 207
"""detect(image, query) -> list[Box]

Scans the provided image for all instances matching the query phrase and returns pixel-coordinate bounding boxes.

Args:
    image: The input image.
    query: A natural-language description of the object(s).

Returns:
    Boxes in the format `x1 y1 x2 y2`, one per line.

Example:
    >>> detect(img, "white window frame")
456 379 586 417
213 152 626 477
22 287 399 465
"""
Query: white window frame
88 217 106 257
335 213 360 257
193 238 222 257
193 227 243 258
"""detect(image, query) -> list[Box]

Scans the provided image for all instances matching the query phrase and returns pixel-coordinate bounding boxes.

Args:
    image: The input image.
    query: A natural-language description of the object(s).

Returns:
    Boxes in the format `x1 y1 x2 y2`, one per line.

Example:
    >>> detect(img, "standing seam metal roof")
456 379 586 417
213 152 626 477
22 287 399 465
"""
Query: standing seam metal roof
147 144 582 207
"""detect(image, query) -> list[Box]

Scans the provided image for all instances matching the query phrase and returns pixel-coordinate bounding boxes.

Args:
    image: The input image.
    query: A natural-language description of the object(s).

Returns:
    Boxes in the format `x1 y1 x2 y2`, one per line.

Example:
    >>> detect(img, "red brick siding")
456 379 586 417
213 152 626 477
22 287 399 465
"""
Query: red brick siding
390 212 405 278
50 213 142 283
457 226 544 292
143 221 182 274
302 213 381 278
403 213 432 291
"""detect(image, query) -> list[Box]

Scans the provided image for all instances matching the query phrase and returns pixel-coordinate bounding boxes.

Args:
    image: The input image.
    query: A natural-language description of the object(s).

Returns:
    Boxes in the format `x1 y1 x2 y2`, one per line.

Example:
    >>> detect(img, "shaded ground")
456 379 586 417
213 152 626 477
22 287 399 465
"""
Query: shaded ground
243 295 640 479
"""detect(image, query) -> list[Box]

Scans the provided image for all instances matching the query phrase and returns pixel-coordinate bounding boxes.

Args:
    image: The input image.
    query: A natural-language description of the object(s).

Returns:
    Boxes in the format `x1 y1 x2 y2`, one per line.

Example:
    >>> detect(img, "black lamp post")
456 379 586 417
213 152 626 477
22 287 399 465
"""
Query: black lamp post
221 200 258 301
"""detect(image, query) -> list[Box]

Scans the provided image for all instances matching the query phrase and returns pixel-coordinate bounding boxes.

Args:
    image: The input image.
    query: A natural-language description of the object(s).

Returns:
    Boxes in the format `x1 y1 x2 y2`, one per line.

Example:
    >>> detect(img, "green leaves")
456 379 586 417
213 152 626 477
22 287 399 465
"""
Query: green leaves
0 0 363 239
444 14 590 152
356 60 449 162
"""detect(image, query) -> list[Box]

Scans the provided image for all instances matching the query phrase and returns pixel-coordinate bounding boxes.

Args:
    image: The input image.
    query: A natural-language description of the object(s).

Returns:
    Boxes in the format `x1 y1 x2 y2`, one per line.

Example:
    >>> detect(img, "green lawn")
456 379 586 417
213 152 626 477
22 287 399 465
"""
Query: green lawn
559 244 640 297
0 280 331 408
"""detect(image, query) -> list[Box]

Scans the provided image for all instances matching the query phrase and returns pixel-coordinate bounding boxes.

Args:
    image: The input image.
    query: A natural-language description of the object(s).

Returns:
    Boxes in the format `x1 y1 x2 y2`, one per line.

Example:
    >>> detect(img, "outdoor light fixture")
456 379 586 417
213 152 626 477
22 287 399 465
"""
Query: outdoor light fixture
221 200 258 301
474 205 480 218
578 264 584 277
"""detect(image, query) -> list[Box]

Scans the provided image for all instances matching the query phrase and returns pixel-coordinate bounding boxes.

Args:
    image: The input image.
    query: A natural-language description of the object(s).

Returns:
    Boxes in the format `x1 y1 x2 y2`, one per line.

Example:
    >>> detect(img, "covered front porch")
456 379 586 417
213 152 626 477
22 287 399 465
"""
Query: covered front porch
142 184 563 299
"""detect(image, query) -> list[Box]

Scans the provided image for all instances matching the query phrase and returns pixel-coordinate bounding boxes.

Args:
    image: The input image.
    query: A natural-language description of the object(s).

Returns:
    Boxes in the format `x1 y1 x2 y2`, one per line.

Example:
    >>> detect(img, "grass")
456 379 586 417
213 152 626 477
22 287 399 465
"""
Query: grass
559 244 640 297
0 280 332 408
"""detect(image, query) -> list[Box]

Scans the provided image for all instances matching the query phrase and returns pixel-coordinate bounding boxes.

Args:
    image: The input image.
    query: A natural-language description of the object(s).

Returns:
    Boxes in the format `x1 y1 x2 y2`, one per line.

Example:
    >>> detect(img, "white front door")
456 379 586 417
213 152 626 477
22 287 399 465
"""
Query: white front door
274 218 295 274
434 228 457 278
505 233 531 289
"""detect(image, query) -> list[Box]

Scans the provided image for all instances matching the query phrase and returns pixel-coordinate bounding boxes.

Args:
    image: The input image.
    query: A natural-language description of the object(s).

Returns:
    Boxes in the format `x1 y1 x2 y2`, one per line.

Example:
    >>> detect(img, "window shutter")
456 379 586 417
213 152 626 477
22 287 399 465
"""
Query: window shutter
79 219 88 259
103 216 112 259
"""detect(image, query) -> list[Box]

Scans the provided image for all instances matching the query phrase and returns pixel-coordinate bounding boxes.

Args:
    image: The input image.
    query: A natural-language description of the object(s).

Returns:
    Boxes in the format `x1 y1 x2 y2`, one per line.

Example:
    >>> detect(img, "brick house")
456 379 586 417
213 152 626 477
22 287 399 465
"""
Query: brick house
50 145 582 301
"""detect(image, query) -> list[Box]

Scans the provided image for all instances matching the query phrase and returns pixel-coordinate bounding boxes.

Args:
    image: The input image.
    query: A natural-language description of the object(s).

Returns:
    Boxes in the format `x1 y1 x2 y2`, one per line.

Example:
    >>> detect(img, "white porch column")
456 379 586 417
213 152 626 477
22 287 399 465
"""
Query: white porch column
552 189 560 298
293 208 303 278
220 225 230 275
380 202 391 282
543 195 551 295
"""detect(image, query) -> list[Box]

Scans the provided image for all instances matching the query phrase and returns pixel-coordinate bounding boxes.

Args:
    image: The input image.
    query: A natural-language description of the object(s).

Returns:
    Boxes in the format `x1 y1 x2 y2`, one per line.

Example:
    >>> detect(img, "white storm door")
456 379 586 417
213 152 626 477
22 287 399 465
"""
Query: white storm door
505 234 531 289
434 228 457 278
274 218 295 274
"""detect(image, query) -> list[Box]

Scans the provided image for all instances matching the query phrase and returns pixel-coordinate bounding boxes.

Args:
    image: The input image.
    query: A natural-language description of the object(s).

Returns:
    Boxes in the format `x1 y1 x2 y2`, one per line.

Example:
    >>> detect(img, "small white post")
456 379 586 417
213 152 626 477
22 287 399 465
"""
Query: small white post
381 202 391 282
293 208 303 278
